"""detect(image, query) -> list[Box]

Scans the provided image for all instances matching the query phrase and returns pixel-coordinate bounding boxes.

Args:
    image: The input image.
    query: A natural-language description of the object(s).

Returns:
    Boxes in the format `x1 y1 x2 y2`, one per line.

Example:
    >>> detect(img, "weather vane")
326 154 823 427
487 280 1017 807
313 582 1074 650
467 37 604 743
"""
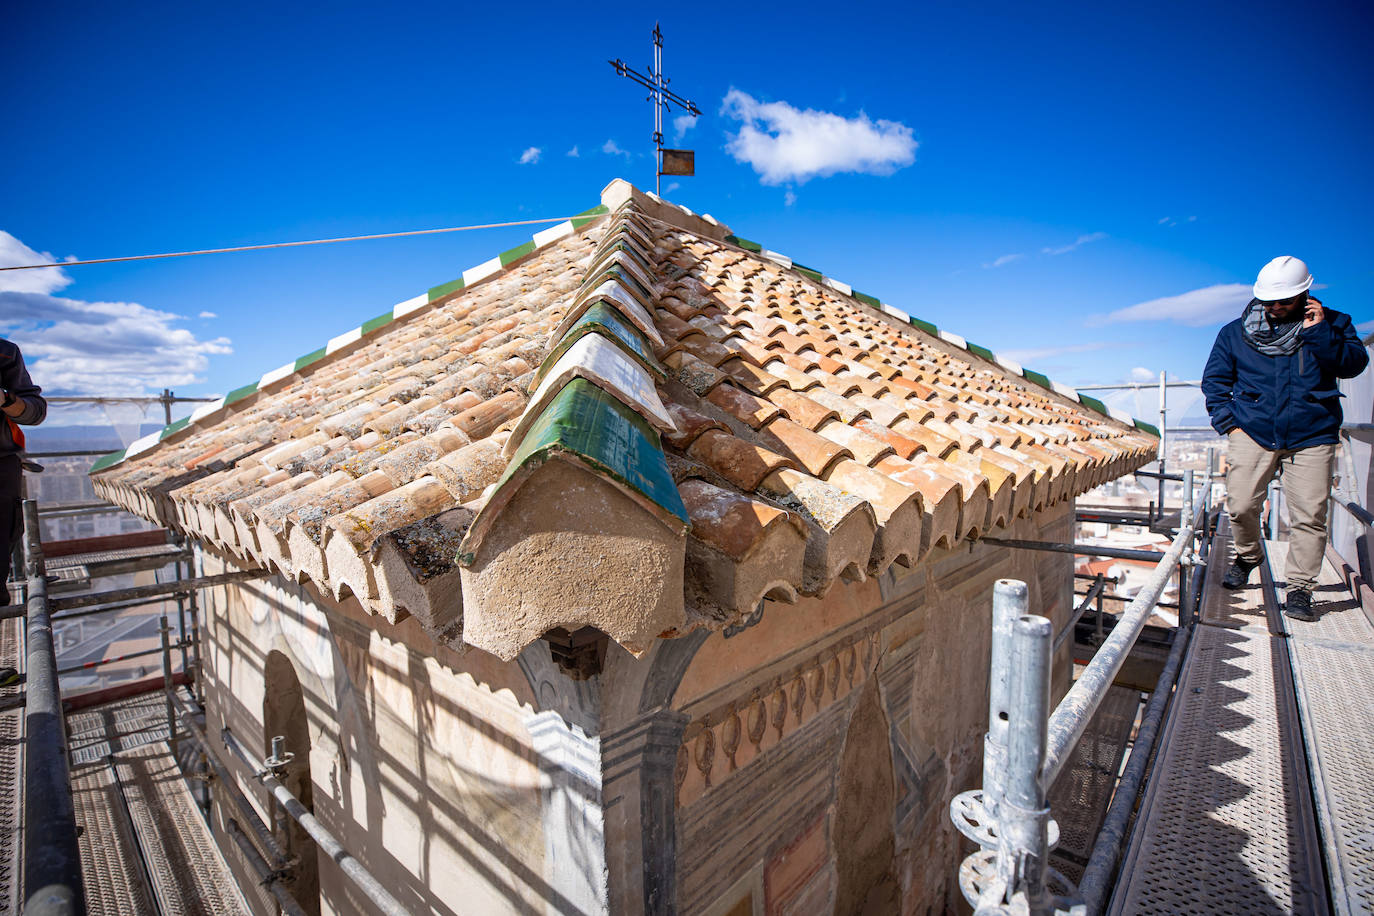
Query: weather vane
608 23 701 195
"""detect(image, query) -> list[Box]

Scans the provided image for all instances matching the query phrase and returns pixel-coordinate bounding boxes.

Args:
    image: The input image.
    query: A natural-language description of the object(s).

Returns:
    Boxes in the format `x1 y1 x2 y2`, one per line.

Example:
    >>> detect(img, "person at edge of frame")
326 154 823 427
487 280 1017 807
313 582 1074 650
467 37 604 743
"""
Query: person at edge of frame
1202 255 1369 622
0 338 46 687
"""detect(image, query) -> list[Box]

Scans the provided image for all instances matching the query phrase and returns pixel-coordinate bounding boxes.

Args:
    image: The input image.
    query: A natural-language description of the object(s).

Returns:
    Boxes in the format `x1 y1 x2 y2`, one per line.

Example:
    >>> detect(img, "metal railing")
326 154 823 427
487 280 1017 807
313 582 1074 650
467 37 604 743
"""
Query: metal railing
950 470 1210 915
7 491 271 915
221 728 413 916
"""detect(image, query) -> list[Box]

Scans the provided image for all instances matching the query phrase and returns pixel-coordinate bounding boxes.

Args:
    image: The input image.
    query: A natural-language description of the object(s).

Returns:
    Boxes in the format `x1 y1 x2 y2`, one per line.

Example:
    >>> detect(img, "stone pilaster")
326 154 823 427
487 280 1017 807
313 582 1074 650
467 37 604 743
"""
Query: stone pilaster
527 711 609 916
603 708 689 915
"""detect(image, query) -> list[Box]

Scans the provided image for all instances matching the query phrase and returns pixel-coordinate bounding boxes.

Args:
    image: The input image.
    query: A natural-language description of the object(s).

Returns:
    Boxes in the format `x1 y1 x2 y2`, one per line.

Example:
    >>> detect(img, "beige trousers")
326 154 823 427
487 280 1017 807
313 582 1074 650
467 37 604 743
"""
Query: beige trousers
1225 429 1337 590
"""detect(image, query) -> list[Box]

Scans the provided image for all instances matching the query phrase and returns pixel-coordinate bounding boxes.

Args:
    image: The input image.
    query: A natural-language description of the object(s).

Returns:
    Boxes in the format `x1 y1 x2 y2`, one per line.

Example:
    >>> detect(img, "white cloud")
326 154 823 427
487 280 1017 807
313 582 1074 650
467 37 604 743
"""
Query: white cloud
1357 319 1374 335
1090 282 1252 327
1158 217 1171 225
982 252 1024 269
0 230 232 411
566 145 579 158
1130 366 1156 382
719 88 917 185
998 341 1112 364
518 146 542 165
602 139 632 158
665 182 680 193
672 114 698 143
198 310 217 319
1042 232 1108 256
0 231 71 296
784 190 797 207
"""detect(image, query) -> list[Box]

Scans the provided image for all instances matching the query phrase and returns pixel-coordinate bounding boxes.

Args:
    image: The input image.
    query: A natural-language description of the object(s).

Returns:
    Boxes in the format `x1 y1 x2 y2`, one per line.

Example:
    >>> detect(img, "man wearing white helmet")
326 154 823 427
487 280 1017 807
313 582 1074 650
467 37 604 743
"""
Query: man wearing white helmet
1202 256 1368 620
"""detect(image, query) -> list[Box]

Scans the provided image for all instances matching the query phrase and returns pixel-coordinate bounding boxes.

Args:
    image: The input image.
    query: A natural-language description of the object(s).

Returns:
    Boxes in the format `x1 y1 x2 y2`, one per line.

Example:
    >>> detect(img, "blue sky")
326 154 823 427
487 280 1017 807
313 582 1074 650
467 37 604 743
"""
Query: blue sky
4 0 1371 429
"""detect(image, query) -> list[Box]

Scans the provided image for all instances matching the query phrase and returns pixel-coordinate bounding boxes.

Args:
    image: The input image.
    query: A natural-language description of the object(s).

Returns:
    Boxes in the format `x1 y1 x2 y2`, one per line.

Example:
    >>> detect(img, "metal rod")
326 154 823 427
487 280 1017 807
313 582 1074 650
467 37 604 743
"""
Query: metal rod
44 395 214 404
1077 618 1194 914
1131 470 1185 482
170 694 290 869
226 819 309 916
984 579 1026 823
62 671 192 713
1178 470 1194 620
106 755 165 916
1054 574 1106 653
1041 488 1207 788
979 537 1167 563
19 499 86 916
159 616 177 756
50 569 267 611
1000 614 1054 914
52 595 189 624
222 728 413 916
57 639 192 675
1073 381 1203 390
24 450 126 459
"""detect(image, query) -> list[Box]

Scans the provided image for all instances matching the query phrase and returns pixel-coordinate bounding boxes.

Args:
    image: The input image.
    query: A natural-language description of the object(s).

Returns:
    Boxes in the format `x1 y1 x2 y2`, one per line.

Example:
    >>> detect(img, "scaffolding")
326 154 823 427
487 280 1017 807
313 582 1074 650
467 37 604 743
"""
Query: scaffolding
6 424 412 915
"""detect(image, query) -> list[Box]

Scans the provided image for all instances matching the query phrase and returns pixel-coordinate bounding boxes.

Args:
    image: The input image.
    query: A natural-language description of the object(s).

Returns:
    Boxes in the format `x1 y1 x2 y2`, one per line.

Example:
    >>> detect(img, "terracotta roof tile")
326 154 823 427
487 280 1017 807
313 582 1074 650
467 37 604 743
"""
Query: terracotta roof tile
91 182 1156 660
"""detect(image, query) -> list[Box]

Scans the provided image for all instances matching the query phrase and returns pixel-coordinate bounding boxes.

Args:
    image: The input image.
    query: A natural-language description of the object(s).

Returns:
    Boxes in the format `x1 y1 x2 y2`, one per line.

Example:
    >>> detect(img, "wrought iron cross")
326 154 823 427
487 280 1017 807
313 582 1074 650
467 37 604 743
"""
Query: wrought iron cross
608 23 701 195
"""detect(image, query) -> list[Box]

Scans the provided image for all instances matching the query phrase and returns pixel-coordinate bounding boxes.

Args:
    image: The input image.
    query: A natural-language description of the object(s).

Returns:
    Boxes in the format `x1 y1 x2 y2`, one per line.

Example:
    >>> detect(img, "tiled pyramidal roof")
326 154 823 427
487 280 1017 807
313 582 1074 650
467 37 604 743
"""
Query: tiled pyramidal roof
92 180 1157 661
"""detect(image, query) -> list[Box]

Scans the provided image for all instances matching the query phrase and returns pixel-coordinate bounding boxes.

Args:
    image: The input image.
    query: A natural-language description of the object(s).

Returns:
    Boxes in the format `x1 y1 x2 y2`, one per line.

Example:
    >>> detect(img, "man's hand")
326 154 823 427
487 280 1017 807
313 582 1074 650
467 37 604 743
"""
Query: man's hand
1304 295 1326 328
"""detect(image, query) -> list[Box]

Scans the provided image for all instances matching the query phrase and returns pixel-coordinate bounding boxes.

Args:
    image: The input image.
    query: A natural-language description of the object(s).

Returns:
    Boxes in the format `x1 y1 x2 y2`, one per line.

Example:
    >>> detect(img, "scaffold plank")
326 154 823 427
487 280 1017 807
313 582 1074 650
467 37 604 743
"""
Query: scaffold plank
1272 545 1374 915
1109 537 1327 915
72 760 156 916
112 742 251 916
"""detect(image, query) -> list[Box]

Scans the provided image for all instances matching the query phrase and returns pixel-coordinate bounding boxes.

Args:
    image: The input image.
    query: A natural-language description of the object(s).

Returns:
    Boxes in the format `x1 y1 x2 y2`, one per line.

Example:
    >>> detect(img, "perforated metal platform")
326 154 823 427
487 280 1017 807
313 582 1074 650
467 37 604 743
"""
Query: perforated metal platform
109 742 251 915
0 616 22 915
1272 545 1374 915
1110 529 1328 915
1048 684 1141 883
73 732 250 916
67 689 176 766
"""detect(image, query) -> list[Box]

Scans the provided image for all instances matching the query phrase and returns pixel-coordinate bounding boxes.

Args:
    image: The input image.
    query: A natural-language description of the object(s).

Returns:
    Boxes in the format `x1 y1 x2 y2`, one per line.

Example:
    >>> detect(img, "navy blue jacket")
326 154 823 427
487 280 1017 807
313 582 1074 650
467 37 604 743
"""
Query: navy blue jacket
1202 305 1368 451
0 339 46 457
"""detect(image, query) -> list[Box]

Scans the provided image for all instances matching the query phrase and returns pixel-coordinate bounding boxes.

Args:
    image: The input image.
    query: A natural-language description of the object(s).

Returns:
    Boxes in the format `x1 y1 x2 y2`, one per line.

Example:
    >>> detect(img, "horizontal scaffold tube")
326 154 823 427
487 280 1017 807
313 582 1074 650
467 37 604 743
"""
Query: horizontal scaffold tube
50 569 268 611
221 728 413 916
1040 487 1208 789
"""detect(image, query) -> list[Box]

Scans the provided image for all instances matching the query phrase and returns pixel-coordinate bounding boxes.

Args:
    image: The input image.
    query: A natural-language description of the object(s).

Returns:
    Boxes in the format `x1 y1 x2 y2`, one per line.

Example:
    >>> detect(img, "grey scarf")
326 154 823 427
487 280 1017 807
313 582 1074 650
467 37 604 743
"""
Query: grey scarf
1241 298 1303 356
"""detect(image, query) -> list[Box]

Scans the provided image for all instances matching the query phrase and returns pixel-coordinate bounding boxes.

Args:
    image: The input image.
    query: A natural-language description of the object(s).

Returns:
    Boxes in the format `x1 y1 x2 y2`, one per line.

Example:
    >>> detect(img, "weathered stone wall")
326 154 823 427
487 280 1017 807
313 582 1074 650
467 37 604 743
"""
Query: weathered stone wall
197 548 559 916
194 496 1074 916
657 499 1076 915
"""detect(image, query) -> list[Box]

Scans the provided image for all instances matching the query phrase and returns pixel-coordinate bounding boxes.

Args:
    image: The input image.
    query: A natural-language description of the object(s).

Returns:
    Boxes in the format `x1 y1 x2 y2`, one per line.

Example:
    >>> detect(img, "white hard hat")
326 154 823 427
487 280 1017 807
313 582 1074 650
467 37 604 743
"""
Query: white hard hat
1253 256 1314 301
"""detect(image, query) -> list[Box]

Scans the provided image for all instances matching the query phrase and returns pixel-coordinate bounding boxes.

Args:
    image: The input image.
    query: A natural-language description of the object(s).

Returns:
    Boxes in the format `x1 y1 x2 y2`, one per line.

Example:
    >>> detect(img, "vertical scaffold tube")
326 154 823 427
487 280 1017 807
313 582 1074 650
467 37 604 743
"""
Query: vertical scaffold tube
20 498 85 916
998 615 1053 916
984 579 1027 821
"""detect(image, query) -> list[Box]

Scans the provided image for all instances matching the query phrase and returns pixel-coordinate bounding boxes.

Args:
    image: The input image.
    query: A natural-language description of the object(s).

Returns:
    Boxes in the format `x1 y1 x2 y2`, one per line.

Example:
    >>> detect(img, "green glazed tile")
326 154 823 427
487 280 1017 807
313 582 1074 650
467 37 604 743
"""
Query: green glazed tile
909 316 938 336
499 240 537 266
223 382 259 406
496 377 688 527
1023 369 1052 389
294 347 328 372
536 303 664 385
89 449 127 473
966 342 996 361
1078 394 1109 416
426 276 466 302
360 310 395 334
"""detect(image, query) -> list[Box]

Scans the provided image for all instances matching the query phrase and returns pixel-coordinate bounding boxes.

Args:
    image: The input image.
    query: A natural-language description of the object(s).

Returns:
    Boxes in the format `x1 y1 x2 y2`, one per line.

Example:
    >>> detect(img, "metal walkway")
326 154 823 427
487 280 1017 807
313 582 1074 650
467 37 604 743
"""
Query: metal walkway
1111 521 1374 915
1271 545 1374 915
72 736 250 916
